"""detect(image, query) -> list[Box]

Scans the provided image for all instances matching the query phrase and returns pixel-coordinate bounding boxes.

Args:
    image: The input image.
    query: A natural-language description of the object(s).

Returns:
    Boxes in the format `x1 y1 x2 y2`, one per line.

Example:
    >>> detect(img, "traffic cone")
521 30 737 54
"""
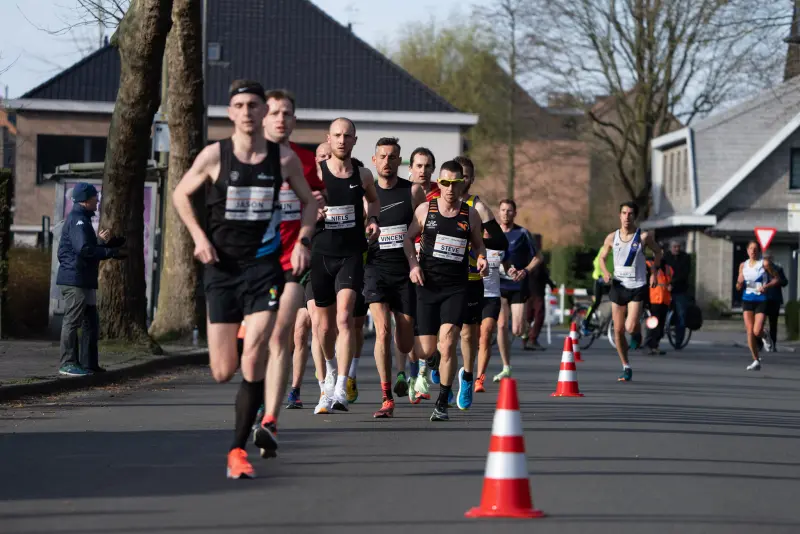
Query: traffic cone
569 322 583 362
551 336 584 397
466 378 545 519
237 321 246 340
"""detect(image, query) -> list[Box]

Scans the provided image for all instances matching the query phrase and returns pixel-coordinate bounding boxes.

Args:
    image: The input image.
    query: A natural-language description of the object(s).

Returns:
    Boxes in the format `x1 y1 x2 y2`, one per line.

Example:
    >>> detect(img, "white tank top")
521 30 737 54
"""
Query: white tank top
742 259 767 302
612 229 647 289
483 248 504 298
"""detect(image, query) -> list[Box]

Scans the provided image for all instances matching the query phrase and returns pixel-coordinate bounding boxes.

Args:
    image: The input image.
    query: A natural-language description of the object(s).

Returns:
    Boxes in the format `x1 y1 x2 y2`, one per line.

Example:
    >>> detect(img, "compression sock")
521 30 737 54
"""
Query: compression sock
409 360 419 378
436 384 452 409
381 382 393 401
231 378 264 451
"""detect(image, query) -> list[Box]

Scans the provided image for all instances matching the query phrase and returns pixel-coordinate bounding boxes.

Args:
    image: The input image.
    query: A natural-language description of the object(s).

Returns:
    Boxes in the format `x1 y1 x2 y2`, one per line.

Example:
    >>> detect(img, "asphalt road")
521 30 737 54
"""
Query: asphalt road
2 332 800 534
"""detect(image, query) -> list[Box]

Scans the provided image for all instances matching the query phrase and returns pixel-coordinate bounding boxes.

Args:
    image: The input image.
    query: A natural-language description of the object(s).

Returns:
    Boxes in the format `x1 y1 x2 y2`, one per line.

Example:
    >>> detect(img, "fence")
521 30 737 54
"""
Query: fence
543 284 589 346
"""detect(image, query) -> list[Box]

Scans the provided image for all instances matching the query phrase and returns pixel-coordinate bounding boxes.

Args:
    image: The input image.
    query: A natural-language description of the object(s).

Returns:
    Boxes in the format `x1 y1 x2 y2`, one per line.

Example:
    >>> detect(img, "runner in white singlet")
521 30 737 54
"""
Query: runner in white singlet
736 240 781 371
475 245 509 392
597 202 662 382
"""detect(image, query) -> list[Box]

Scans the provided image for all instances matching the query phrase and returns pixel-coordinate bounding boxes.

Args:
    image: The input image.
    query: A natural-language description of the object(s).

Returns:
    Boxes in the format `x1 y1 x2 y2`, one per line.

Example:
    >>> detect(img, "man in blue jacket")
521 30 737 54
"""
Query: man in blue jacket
56 183 125 376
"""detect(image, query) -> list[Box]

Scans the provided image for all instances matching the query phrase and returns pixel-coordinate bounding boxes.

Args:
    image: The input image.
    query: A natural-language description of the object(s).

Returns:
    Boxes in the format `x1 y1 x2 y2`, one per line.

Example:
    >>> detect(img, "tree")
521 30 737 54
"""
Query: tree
528 0 790 216
148 0 203 341
97 0 173 349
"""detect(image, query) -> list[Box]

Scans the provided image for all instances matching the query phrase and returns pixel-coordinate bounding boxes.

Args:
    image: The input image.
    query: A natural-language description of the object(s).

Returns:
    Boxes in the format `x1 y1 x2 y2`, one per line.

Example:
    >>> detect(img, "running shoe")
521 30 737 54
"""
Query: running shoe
393 372 409 397
373 398 395 418
253 420 278 459
746 359 761 371
252 404 265 431
415 373 430 400
493 366 512 383
618 367 633 382
408 377 421 404
456 368 473 411
323 369 336 399
226 448 255 479
346 377 359 403
58 363 90 377
431 369 441 385
314 393 333 414
474 374 486 393
332 390 349 412
286 391 303 409
430 404 449 422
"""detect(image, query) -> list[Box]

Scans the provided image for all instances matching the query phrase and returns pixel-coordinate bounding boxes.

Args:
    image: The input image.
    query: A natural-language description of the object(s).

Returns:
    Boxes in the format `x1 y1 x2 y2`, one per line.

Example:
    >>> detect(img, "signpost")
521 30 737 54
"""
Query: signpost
754 226 777 251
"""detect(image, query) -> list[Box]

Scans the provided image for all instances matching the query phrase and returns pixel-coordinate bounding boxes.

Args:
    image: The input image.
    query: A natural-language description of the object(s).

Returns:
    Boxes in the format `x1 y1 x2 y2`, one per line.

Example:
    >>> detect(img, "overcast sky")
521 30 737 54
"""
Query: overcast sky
0 0 468 99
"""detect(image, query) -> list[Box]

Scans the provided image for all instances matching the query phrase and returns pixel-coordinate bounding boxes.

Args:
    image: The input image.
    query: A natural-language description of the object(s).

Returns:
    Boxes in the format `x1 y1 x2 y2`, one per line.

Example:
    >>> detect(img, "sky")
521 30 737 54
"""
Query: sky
0 0 468 99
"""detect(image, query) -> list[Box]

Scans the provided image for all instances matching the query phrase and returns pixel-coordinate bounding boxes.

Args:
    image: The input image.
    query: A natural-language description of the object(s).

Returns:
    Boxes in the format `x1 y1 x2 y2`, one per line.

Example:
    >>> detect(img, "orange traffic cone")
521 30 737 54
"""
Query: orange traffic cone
551 336 584 397
569 322 583 362
237 321 246 340
466 378 545 519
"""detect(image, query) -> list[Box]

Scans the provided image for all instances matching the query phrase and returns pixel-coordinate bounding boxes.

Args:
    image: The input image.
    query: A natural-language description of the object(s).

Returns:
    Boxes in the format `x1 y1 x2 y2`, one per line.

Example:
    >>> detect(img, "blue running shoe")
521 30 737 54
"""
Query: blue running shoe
456 368 473 410
431 369 441 385
618 367 633 382
286 390 303 409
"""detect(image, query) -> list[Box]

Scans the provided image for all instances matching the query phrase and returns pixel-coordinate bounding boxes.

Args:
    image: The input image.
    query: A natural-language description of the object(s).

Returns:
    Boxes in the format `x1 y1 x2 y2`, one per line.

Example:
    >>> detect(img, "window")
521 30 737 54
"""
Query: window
791 148 800 189
36 135 107 183
208 43 221 62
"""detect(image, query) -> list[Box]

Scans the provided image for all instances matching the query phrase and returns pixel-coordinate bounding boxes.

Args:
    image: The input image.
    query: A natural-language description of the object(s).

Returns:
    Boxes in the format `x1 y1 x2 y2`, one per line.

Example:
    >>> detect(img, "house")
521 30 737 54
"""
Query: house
642 75 800 311
5 0 478 245
0 104 15 170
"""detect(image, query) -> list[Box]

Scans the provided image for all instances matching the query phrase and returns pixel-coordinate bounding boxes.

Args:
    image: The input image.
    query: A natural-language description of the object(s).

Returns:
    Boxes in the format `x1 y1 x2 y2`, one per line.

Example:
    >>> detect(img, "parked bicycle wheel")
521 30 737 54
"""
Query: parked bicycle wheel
608 308 652 350
570 305 602 350
665 310 691 350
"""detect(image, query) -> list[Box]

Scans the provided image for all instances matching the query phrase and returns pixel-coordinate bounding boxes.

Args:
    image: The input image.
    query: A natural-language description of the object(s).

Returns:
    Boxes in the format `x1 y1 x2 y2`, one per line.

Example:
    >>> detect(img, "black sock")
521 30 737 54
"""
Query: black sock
230 378 264 451
436 384 452 409
291 386 300 397
463 371 473 382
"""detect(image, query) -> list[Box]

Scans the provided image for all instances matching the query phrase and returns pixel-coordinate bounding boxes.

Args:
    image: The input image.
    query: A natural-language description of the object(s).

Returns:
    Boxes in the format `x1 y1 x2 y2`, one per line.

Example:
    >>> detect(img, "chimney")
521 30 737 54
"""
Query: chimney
785 1 800 81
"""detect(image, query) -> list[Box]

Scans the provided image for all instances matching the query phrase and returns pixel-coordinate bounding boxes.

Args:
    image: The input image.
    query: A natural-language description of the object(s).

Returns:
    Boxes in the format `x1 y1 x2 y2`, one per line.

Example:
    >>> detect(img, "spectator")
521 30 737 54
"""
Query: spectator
523 261 556 351
663 240 691 346
644 258 674 355
762 251 788 352
56 183 125 377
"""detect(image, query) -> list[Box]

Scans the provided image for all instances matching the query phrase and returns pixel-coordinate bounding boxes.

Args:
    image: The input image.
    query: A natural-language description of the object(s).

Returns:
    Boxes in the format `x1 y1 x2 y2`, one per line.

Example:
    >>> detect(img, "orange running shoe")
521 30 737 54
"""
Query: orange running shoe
474 374 486 393
226 447 255 479
373 398 395 418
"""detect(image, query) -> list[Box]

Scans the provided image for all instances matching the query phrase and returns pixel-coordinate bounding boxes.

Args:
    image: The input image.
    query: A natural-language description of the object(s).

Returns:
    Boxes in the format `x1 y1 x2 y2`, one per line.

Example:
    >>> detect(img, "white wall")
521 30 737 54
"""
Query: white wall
348 122 463 179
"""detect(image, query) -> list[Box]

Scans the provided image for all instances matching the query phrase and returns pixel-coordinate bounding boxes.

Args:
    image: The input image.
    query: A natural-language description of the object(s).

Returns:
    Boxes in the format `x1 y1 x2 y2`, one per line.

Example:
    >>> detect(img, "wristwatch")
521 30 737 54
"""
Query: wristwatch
300 236 312 249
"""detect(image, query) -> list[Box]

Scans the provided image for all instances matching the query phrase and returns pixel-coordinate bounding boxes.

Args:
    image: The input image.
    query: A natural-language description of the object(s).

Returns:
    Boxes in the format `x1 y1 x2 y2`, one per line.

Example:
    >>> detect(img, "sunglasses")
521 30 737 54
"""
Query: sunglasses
438 179 463 188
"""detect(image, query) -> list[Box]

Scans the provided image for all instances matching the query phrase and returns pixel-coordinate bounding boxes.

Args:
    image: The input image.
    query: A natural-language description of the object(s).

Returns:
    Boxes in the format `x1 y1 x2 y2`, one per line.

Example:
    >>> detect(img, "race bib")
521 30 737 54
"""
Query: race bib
225 186 274 221
615 266 635 280
432 234 467 262
324 205 356 230
487 249 503 268
745 281 763 294
279 189 301 221
378 224 407 250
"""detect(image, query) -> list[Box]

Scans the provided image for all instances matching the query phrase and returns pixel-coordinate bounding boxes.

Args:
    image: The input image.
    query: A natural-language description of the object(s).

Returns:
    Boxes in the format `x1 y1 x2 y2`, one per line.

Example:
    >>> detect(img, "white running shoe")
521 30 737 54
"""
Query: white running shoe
314 393 333 414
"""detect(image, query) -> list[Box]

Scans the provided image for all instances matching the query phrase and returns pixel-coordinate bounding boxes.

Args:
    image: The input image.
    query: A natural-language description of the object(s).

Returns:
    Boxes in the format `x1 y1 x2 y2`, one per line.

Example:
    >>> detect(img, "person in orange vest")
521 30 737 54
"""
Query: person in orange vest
645 258 674 355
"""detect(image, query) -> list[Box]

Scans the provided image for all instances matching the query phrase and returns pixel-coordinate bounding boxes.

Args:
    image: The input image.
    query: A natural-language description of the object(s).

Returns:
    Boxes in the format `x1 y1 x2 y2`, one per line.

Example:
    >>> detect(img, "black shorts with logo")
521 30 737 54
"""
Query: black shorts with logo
482 296 501 321
742 300 768 314
363 264 416 318
417 284 467 336
204 255 284 324
311 253 365 308
500 285 529 304
609 280 647 306
461 279 485 325
305 269 367 317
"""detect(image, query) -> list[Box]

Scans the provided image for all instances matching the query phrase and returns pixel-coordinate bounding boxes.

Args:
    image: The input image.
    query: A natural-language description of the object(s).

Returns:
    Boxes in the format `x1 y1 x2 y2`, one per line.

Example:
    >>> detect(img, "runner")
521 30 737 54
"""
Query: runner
495 199 541 381
474 241 509 393
403 160 488 422
453 156 508 410
597 202 661 382
171 80 318 479
364 137 426 418
311 118 380 412
736 241 781 370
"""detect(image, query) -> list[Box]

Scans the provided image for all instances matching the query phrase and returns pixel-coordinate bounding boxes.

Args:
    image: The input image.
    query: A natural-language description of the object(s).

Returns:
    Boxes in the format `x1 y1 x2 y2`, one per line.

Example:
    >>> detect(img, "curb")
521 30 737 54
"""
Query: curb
0 350 209 403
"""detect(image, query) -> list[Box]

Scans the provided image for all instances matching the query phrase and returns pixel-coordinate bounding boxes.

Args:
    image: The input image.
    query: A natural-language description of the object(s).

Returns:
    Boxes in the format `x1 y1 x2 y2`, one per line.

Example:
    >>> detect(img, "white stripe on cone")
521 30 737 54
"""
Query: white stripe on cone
561 350 575 363
491 409 523 437
557 370 577 382
569 331 578 340
484 452 529 479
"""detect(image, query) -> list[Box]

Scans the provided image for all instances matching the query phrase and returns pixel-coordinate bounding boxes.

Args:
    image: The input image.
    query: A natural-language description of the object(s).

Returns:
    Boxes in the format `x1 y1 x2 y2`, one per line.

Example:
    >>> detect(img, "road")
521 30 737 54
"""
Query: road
2 332 800 534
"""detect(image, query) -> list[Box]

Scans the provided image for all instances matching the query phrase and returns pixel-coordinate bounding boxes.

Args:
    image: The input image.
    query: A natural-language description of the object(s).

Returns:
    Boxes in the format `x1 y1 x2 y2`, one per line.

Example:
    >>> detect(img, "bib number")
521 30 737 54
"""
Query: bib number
378 224 407 250
225 186 274 221
615 266 635 280
487 249 503 269
325 205 356 230
432 234 467 262
279 189 301 221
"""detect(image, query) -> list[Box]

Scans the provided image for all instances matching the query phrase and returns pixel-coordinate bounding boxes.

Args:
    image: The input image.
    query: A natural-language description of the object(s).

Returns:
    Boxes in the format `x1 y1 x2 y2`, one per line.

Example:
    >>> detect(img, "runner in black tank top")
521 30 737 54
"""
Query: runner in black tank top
402 160 487 422
363 138 426 418
310 118 381 414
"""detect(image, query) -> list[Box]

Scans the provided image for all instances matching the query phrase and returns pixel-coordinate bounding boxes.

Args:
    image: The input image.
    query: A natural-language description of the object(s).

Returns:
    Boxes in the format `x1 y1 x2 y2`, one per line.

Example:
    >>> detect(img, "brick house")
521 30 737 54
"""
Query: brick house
5 0 477 245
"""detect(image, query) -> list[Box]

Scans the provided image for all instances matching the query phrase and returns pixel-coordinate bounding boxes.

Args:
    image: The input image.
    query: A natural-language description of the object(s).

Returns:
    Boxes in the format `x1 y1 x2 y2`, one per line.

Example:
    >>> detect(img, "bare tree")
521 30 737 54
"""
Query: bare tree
527 0 790 216
97 0 173 349
148 0 203 341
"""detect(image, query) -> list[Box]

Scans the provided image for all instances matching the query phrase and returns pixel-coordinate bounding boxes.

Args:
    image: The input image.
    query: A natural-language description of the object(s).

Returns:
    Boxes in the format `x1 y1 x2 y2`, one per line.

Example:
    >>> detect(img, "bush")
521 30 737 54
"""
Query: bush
6 247 52 338
785 300 800 341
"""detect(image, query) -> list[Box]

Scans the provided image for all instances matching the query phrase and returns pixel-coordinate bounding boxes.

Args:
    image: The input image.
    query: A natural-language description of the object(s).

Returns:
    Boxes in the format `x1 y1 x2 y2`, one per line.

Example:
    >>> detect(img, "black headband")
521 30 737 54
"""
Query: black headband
229 85 266 102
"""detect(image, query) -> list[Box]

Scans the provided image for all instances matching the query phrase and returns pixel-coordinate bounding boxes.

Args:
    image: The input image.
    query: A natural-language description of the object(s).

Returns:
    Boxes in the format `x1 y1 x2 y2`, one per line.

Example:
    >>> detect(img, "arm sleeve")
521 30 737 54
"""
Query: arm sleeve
72 222 116 260
481 219 508 250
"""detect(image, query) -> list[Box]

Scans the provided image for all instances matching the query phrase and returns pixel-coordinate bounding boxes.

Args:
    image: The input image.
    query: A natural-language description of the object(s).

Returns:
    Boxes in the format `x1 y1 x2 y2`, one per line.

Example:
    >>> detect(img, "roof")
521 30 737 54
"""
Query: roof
690 76 800 211
708 209 789 233
21 0 459 114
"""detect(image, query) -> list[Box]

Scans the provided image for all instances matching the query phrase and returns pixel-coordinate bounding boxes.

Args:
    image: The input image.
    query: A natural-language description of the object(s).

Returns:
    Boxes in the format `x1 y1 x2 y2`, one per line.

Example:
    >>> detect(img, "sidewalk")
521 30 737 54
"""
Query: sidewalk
0 339 208 402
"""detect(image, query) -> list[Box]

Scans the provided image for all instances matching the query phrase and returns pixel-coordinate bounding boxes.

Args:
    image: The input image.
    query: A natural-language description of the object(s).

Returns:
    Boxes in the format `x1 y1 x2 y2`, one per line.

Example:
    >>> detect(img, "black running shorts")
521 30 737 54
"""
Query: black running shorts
742 300 768 314
363 264 416 318
204 256 284 324
481 296 501 321
284 268 310 284
311 253 365 308
609 280 647 306
461 279 484 325
416 284 467 336
500 286 529 304
305 267 367 317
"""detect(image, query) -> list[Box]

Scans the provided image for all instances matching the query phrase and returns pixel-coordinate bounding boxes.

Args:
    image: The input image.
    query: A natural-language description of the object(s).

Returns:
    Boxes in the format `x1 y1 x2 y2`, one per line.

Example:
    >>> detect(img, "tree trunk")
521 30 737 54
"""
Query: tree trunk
97 0 173 351
148 0 203 341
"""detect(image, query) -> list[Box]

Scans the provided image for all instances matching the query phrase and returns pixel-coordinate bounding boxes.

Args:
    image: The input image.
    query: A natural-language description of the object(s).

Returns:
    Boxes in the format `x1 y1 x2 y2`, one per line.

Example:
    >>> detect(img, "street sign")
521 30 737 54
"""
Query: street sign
754 227 777 251
789 203 800 232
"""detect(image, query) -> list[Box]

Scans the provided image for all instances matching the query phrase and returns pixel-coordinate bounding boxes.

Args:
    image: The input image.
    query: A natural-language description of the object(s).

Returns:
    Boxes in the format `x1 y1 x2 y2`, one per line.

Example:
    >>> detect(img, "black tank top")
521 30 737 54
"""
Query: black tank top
419 199 471 286
313 159 366 257
206 138 282 261
367 178 414 274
